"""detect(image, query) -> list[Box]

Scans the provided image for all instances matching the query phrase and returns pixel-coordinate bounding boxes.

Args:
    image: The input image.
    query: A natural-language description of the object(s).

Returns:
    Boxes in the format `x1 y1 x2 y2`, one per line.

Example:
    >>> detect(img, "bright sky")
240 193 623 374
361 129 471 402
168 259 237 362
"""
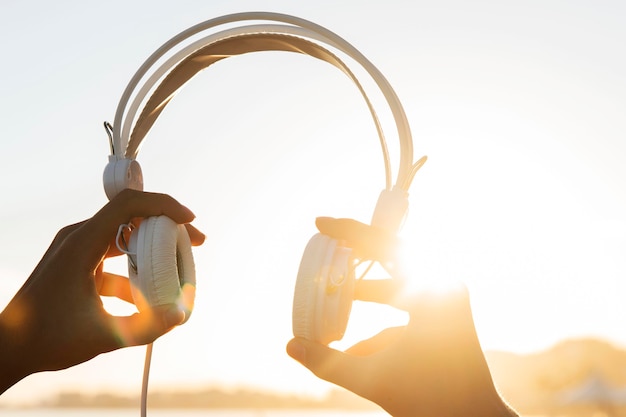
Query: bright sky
1 0 625 406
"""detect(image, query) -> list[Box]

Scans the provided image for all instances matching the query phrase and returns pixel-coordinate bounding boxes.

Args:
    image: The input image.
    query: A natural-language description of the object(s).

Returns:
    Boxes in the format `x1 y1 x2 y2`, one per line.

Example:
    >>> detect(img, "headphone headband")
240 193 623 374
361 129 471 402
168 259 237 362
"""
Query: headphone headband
110 12 425 192
126 31 391 185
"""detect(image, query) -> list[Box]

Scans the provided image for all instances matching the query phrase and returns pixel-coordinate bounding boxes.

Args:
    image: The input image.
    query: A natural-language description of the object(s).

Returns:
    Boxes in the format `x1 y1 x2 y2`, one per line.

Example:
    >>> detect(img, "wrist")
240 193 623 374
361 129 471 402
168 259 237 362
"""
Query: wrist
0 309 32 394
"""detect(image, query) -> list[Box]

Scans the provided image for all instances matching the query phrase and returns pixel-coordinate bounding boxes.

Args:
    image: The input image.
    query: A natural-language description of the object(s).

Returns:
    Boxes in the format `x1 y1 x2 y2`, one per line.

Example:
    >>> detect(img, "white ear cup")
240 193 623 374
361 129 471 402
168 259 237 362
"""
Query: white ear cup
292 233 355 344
128 215 196 323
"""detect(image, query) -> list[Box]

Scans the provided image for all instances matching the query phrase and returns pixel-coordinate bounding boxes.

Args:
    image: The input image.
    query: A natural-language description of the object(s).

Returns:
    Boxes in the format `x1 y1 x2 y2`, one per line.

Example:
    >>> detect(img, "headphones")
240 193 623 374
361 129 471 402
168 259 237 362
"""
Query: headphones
103 12 426 344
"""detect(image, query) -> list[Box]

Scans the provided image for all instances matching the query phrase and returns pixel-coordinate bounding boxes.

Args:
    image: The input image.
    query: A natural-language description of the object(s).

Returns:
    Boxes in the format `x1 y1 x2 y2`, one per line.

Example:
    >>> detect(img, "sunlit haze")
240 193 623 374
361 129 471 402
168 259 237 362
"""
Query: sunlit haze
0 0 624 407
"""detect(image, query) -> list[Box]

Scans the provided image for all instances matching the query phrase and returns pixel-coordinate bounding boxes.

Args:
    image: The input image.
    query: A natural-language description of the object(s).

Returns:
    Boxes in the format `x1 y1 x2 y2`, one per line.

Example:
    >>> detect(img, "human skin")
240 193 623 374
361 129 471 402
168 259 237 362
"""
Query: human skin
287 217 518 417
0 190 204 394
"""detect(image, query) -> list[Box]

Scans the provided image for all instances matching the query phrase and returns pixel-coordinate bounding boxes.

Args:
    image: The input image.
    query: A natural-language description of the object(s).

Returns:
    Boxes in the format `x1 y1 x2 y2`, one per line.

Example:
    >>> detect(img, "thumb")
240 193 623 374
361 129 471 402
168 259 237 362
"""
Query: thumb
286 338 368 396
109 306 185 348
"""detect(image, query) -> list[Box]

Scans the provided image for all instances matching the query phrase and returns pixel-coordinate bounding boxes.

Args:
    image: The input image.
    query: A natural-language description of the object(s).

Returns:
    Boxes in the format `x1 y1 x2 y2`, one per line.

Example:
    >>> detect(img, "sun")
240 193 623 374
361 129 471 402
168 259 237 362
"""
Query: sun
328 226 469 351
395 235 466 297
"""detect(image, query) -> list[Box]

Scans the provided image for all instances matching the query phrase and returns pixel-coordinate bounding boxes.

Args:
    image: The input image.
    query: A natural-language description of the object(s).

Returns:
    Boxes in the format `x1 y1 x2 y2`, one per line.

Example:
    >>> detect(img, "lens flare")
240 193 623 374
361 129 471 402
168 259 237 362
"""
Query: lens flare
395 238 465 298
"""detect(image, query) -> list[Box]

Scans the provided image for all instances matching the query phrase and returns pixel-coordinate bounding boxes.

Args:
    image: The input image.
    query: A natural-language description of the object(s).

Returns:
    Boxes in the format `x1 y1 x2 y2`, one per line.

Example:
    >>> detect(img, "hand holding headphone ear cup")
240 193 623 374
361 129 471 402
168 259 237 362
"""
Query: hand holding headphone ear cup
292 233 355 345
127 215 196 323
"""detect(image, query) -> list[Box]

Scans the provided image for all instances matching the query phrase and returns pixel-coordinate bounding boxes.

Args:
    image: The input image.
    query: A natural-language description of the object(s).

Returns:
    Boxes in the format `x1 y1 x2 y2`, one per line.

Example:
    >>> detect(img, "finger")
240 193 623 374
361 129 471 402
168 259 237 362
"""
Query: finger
103 220 205 260
92 189 195 240
286 338 369 397
315 217 396 261
75 190 196 267
405 286 476 336
98 272 134 304
184 223 206 246
345 326 405 356
108 305 185 348
354 279 410 310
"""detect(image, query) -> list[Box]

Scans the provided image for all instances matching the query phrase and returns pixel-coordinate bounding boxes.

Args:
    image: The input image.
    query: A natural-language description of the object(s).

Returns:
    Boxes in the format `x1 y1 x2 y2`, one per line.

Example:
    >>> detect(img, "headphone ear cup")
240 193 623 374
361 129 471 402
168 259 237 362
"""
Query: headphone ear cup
292 233 355 344
127 215 196 323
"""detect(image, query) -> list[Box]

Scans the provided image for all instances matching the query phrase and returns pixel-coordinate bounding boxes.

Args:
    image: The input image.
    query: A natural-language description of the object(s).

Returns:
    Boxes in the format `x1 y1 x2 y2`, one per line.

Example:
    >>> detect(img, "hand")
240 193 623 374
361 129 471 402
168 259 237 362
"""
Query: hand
0 189 205 394
286 217 518 417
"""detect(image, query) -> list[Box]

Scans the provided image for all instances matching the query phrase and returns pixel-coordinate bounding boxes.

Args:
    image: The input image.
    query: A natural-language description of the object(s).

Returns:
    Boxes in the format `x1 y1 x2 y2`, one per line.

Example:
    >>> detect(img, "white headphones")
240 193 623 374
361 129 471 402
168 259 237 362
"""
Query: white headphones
103 12 426 344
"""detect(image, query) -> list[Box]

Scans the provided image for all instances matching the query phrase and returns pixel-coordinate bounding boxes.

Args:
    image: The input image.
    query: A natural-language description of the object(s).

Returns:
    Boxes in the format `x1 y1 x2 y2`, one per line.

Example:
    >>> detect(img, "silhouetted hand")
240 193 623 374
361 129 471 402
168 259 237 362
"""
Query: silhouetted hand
287 217 518 417
0 190 205 394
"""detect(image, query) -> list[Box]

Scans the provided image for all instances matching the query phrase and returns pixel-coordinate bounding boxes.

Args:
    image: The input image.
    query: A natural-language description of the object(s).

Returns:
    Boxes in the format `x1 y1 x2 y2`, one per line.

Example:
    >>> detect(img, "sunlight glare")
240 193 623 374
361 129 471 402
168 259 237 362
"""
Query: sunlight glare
396 236 465 298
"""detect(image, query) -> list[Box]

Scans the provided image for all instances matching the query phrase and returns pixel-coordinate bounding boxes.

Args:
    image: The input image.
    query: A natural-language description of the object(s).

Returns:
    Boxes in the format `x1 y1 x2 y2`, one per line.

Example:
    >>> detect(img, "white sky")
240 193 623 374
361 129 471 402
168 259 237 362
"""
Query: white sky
1 0 625 406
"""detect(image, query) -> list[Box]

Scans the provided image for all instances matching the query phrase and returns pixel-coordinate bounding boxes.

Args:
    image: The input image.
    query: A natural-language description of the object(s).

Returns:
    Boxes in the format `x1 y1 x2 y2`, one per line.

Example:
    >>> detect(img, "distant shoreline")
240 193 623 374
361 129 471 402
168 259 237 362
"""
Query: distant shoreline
5 388 379 411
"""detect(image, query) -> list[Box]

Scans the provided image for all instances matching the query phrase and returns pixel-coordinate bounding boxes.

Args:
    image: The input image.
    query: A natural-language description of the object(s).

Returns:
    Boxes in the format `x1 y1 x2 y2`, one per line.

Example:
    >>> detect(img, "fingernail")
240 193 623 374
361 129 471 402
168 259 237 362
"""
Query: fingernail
287 339 307 364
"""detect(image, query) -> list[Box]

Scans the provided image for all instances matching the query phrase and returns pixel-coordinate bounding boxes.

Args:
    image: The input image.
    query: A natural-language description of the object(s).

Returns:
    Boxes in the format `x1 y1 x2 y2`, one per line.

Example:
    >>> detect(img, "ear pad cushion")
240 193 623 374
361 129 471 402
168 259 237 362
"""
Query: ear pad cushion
128 215 196 323
292 233 355 344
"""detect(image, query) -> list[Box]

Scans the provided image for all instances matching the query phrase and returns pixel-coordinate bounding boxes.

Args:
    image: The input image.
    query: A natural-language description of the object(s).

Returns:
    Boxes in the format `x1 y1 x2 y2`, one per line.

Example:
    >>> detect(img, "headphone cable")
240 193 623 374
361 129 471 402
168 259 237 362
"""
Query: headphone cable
141 342 153 417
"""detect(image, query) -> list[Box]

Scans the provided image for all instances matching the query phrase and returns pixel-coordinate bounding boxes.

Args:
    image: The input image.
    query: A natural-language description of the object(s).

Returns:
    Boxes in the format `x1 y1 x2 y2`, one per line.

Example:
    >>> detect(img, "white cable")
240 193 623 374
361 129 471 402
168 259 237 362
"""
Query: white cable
141 343 153 417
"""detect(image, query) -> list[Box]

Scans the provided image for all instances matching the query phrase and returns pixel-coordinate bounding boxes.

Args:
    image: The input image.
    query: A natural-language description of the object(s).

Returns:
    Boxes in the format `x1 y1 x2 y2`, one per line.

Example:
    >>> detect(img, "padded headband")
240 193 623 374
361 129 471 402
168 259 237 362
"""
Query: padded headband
109 12 425 192
128 33 380 161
